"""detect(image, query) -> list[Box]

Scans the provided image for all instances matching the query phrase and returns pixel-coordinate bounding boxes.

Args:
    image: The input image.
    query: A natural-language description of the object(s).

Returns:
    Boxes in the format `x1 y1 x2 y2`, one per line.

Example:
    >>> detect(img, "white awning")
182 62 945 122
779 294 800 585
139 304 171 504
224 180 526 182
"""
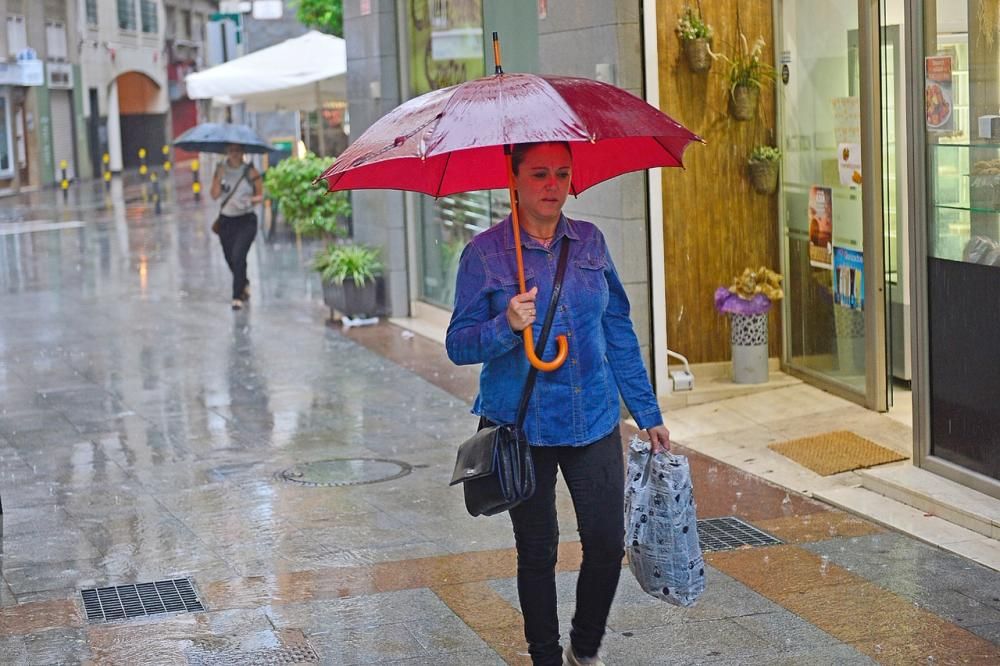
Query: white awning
185 30 346 112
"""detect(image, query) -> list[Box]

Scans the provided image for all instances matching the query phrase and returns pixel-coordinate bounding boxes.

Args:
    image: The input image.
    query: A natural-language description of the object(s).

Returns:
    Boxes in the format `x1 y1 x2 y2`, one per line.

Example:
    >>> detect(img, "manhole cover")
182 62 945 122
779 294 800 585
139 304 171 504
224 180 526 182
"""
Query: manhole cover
277 458 412 487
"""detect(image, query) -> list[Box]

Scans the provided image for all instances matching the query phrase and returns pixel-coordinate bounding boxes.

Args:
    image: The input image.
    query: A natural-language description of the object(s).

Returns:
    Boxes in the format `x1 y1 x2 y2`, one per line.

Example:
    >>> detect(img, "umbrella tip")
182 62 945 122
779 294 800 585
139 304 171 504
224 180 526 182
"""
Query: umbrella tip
492 32 503 75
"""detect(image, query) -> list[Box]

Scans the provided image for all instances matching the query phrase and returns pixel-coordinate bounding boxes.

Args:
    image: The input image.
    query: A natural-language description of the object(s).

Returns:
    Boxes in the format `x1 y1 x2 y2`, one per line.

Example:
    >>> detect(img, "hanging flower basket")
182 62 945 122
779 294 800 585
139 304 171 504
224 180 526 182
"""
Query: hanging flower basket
729 85 758 120
683 38 713 72
748 160 778 194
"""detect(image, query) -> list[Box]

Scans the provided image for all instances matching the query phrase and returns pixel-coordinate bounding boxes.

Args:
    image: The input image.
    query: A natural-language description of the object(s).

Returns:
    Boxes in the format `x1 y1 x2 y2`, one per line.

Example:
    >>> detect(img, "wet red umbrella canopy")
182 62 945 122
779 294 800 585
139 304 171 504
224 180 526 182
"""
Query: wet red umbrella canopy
318 35 702 371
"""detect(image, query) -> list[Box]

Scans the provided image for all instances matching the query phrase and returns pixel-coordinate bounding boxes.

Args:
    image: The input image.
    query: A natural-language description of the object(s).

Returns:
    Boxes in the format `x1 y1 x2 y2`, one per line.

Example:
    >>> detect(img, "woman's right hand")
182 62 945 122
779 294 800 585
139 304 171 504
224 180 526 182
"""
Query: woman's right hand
506 286 538 332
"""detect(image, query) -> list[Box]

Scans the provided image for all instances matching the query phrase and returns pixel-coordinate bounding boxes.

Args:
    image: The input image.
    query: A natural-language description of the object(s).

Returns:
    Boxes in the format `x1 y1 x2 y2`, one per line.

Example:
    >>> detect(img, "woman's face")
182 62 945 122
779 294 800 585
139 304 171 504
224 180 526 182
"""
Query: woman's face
514 143 572 226
225 144 244 162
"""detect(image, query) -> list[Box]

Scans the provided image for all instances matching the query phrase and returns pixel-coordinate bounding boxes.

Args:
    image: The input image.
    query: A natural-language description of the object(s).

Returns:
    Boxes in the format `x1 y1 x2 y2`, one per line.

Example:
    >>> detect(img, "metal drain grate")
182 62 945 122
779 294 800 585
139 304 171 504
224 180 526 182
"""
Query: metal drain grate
80 578 205 622
187 644 320 665
697 516 782 552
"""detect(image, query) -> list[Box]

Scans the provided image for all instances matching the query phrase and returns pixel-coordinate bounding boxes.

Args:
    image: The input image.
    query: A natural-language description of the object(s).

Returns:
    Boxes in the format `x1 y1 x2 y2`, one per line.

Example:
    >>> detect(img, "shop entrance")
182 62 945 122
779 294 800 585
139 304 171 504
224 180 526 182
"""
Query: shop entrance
776 0 910 412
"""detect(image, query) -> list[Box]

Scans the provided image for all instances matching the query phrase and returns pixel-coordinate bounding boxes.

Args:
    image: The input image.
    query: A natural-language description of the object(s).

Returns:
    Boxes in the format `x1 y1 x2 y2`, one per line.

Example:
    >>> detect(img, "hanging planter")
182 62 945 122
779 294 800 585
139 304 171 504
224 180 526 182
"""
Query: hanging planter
676 5 714 73
719 32 775 121
748 146 781 194
729 84 759 120
683 38 713 72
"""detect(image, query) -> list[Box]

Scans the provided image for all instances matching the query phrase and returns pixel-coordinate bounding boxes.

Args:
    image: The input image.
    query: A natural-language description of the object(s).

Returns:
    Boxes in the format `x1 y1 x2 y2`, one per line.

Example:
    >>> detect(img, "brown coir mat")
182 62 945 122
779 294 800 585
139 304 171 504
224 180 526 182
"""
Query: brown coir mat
768 431 907 476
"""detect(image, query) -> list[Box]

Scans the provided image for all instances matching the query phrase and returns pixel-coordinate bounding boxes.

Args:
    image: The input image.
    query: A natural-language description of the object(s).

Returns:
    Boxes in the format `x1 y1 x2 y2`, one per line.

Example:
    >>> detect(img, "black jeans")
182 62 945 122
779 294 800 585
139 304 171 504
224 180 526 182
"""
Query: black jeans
507 425 625 665
218 212 257 300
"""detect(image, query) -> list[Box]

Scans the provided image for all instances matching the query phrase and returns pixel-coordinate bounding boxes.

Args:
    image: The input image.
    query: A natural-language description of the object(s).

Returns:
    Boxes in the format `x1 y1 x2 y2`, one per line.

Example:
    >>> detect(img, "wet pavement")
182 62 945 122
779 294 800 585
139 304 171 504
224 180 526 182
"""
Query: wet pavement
1 174 1000 664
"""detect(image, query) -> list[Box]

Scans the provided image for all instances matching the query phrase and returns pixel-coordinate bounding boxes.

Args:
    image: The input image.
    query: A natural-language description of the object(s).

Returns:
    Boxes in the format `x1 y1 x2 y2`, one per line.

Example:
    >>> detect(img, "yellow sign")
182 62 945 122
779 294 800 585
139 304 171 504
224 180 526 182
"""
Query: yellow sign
59 159 68 169
150 172 158 182
192 182 201 193
164 161 172 172
162 145 169 155
138 148 147 159
192 159 200 170
60 179 69 189
102 153 110 164
104 171 112 182
139 165 148 175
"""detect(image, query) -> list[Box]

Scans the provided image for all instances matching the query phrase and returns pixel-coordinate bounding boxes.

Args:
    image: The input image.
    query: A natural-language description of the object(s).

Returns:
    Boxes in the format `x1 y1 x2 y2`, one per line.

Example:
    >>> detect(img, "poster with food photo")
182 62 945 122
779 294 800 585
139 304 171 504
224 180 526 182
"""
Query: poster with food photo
925 55 954 132
808 185 833 268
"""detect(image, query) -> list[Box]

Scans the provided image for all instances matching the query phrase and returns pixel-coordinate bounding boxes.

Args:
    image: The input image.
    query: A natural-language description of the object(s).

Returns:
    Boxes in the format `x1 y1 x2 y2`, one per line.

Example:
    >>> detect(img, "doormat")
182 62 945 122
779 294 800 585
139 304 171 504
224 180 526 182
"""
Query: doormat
768 431 906 476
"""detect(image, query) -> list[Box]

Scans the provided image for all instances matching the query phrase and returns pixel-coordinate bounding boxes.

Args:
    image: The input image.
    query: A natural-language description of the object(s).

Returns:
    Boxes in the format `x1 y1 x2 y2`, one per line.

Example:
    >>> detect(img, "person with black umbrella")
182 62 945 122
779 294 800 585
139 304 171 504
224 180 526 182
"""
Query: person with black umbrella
173 123 272 310
211 143 263 310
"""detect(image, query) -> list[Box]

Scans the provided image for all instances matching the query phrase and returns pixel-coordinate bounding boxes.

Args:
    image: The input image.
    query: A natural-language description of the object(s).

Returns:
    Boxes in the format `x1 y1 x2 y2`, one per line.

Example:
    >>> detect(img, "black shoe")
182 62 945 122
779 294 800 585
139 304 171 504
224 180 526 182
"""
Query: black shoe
231 299 244 311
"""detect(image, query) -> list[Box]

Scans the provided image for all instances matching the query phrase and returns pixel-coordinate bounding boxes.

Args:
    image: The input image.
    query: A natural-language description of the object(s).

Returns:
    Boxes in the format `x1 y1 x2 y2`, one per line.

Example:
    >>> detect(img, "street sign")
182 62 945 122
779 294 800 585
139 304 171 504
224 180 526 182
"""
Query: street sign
252 1 283 19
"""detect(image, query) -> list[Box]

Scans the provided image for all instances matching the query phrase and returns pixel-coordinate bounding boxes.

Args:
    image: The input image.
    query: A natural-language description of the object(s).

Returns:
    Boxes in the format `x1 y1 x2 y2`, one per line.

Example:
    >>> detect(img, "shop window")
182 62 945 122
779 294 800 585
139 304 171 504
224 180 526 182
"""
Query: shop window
117 0 137 31
6 15 27 56
0 95 12 178
141 0 158 34
86 0 98 27
45 21 68 61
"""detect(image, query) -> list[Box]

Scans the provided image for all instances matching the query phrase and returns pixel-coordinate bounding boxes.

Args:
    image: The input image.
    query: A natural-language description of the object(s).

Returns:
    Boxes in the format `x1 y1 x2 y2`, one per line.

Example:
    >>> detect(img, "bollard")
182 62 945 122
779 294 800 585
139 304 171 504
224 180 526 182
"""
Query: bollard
102 153 111 190
192 159 201 201
59 159 69 202
138 148 148 201
151 171 161 215
161 145 171 206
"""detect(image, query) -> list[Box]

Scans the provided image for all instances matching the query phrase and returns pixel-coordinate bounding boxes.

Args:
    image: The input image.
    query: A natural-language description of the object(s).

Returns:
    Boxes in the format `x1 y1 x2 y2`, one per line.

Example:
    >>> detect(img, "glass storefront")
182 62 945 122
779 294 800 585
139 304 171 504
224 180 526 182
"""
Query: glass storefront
918 1 1000 486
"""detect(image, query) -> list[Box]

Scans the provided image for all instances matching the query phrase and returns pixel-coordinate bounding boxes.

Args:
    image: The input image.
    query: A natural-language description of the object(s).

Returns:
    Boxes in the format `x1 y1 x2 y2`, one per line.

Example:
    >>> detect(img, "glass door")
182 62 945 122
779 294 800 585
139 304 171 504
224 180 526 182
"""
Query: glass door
778 1 868 399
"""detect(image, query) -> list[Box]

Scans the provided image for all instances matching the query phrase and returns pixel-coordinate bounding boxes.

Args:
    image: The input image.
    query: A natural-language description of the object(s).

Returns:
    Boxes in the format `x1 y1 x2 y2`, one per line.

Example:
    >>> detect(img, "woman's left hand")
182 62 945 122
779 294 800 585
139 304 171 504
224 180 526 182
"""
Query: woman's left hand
646 424 671 454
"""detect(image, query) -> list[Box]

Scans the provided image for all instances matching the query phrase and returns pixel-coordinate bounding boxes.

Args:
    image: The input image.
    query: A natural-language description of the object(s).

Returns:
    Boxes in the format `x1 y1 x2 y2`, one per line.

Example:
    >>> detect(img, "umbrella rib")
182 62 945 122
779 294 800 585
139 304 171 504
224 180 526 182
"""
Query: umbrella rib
432 148 453 197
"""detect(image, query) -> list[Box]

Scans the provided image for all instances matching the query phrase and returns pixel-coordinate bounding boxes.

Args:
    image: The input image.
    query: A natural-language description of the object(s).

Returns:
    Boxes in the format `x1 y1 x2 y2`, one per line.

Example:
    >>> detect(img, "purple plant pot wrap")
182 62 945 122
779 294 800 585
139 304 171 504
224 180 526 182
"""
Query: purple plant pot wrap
714 287 772 316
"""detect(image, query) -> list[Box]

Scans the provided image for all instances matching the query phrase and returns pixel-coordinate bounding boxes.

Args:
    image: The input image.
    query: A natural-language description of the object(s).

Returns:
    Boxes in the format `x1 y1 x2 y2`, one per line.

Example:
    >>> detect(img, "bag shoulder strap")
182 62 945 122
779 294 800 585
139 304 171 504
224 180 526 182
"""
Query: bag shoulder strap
218 163 250 213
515 238 571 428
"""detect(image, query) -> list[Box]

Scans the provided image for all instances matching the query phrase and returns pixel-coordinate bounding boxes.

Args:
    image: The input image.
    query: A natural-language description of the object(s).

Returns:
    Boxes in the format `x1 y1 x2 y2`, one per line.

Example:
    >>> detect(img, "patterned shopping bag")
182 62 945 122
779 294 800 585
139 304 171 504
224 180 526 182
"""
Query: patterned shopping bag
624 436 705 607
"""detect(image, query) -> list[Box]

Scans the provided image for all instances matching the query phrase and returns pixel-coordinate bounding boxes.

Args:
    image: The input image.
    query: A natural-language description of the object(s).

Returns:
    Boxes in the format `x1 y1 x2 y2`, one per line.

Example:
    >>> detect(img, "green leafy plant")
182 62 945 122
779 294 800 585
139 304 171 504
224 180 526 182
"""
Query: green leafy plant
312 243 383 286
719 33 776 93
676 5 713 41
263 152 350 237
292 0 343 36
749 145 781 163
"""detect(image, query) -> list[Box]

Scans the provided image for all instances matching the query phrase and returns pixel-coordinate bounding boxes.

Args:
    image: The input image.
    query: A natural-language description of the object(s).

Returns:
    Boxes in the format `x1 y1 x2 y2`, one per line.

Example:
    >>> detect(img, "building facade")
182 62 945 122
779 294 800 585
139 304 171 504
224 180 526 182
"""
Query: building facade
0 0 86 192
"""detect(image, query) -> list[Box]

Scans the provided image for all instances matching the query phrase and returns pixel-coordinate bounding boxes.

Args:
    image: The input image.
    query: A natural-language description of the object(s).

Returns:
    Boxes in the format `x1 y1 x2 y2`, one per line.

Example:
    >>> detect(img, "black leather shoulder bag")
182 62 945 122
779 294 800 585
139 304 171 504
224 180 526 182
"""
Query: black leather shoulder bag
449 239 571 517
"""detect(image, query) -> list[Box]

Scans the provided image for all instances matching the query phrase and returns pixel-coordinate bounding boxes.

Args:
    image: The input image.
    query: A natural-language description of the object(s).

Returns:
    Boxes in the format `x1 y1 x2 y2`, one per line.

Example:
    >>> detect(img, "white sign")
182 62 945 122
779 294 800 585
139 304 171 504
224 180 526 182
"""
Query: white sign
0 60 43 86
252 0 282 19
219 1 252 13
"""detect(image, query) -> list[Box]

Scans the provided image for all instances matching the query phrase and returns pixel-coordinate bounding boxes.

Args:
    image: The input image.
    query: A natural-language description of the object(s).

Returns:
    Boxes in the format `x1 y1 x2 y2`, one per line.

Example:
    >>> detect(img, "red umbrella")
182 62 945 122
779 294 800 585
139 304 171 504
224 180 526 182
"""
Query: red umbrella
318 35 702 371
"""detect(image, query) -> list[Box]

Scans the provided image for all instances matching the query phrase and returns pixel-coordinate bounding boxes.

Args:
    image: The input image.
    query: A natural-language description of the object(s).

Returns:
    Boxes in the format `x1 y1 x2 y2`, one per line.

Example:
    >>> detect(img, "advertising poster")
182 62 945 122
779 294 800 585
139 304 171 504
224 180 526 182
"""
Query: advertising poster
808 185 833 268
833 247 864 310
408 0 484 96
838 142 862 187
925 55 954 132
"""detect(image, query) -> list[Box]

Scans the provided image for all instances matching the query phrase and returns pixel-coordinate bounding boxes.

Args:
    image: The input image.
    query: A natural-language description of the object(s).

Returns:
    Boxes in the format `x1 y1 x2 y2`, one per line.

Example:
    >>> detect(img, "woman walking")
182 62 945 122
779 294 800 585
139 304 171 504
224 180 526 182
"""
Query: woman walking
446 142 670 666
211 143 263 310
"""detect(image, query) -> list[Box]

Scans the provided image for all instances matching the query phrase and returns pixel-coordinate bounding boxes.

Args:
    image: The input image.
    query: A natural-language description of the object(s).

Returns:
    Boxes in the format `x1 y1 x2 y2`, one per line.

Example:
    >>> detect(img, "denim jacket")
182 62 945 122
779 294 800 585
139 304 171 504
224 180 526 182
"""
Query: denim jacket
446 214 663 446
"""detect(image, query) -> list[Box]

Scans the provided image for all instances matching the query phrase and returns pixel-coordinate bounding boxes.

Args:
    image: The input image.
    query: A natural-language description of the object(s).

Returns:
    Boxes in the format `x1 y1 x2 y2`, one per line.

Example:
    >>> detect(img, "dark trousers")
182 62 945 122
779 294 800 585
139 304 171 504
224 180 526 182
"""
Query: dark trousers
218 213 257 300
507 426 625 665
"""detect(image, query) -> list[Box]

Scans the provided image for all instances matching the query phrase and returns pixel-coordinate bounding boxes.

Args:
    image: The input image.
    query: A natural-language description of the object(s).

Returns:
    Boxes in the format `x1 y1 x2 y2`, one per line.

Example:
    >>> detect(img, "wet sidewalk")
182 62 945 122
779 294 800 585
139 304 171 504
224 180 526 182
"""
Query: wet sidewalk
1 180 999 664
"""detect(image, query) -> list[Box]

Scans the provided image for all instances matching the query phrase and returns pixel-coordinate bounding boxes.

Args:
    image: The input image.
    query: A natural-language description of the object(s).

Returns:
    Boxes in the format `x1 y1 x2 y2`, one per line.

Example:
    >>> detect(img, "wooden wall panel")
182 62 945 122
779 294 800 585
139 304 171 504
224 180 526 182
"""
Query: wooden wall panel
657 0 781 363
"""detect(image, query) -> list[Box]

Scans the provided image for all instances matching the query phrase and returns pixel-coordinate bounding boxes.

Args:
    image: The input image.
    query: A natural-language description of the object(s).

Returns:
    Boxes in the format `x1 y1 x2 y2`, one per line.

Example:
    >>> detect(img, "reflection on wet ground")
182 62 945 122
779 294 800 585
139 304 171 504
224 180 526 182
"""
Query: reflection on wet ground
1 175 999 663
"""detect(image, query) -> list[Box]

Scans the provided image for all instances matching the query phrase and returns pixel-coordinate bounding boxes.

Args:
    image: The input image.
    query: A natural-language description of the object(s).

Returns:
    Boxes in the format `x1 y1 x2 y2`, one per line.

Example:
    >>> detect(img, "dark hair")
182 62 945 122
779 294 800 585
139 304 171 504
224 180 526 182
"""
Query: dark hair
511 141 571 174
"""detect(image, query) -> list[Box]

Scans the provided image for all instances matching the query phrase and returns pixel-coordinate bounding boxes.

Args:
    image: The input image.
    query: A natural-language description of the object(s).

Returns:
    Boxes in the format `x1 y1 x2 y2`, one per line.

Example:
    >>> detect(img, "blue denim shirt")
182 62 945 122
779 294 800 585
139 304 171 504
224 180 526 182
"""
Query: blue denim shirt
446 215 663 446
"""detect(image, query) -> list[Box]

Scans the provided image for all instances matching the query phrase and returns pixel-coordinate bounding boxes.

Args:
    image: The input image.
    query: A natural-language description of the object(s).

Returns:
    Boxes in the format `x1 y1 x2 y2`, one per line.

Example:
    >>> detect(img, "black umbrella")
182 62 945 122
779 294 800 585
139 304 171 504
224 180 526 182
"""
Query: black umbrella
172 122 273 154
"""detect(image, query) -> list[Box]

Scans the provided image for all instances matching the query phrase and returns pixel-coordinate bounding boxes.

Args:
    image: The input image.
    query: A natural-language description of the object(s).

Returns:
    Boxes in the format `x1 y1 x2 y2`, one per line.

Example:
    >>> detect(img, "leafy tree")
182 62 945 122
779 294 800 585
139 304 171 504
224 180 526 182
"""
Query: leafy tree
293 0 343 36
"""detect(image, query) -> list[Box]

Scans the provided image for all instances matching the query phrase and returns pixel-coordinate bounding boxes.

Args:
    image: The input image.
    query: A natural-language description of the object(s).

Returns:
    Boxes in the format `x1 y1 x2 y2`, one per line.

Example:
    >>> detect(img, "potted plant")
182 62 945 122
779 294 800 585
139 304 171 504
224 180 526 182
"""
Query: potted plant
676 5 714 73
313 242 383 319
748 145 781 194
719 34 776 120
262 152 351 236
714 267 783 384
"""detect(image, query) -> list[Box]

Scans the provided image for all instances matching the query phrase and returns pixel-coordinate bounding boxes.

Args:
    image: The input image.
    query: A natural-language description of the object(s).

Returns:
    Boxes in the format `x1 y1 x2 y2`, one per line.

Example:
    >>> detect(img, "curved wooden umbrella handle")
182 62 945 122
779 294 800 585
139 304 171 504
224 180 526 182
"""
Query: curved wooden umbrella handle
505 147 568 373
523 329 568 372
